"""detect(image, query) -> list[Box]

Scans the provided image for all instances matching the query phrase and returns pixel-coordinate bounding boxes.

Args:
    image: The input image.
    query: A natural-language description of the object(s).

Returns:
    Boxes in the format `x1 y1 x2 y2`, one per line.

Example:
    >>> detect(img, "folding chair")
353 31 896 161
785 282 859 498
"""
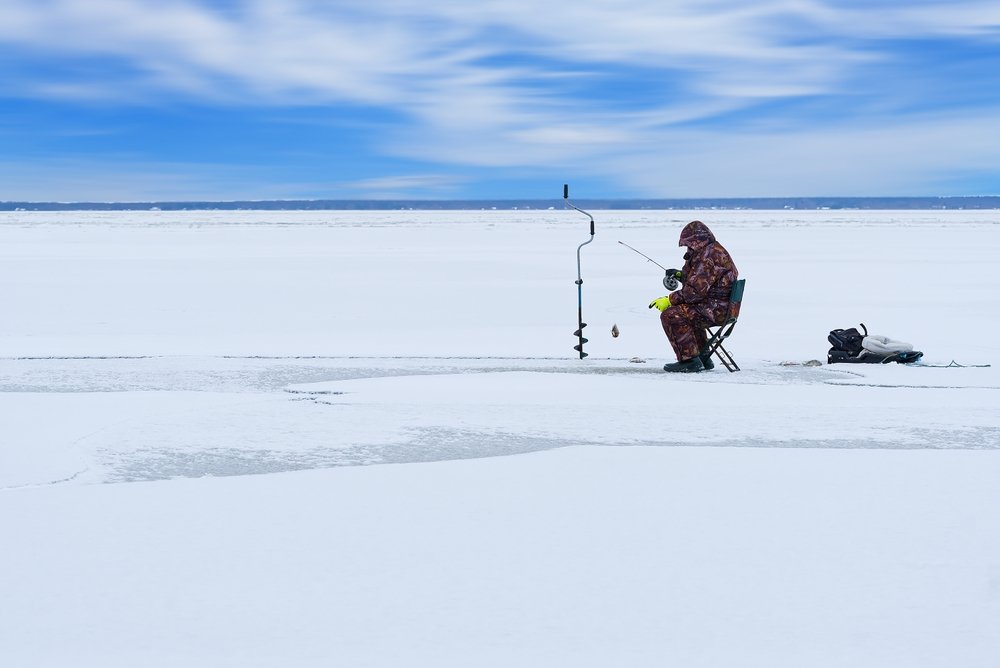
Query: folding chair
702 278 746 372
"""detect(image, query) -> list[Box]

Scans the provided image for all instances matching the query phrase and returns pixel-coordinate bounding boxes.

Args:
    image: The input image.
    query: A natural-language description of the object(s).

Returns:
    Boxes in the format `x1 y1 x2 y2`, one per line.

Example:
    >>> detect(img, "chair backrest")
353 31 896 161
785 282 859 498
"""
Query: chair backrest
726 278 745 321
729 278 746 304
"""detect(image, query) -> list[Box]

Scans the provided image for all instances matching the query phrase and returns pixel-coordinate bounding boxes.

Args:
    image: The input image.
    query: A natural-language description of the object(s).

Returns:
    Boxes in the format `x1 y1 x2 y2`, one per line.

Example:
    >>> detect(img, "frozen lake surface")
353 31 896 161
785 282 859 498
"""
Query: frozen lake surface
2 354 997 488
2 209 998 667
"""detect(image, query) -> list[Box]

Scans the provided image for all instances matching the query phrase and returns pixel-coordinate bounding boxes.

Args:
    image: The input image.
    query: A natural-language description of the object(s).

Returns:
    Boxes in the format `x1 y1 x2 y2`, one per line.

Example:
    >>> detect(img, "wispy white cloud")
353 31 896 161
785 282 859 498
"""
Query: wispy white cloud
4 0 993 103
335 174 469 199
1 0 998 196
602 111 1000 196
0 157 294 201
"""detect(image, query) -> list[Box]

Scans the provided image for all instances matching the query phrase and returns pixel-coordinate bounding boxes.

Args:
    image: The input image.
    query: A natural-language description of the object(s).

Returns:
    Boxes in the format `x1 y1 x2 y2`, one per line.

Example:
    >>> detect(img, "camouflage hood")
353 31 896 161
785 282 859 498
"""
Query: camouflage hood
678 220 716 251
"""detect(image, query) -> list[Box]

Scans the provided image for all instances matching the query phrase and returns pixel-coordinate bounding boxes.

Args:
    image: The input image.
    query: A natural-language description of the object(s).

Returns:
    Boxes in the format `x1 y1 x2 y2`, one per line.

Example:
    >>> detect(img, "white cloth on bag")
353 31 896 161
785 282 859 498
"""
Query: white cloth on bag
862 334 914 355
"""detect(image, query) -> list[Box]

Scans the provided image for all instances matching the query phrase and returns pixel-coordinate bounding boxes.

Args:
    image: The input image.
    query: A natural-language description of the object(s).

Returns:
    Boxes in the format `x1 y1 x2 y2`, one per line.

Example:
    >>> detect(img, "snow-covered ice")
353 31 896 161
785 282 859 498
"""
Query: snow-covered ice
1 209 998 667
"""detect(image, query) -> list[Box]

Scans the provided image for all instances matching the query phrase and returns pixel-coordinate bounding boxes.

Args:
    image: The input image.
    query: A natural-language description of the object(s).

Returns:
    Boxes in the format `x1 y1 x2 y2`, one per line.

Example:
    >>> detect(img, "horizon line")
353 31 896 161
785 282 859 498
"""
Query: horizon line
3 195 1000 212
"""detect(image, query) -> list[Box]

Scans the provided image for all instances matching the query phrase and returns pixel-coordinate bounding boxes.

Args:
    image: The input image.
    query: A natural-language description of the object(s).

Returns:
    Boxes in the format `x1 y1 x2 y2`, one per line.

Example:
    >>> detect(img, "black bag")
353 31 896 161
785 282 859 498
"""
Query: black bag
827 322 924 364
828 323 867 356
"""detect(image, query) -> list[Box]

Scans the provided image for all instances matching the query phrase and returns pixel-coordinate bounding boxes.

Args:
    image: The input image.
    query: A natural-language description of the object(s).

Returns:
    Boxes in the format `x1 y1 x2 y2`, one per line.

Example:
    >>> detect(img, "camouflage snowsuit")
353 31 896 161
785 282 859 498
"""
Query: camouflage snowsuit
660 221 739 361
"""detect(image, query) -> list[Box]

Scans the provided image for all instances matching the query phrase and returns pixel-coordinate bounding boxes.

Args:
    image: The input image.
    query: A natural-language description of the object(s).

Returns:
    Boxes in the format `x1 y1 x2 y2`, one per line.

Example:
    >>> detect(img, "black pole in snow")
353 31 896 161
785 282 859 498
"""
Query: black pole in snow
564 184 594 359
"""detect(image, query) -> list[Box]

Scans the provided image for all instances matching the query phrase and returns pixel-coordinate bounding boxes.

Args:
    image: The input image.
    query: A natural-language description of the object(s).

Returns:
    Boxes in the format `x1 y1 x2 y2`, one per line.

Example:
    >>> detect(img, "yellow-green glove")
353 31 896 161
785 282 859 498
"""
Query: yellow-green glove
648 296 671 311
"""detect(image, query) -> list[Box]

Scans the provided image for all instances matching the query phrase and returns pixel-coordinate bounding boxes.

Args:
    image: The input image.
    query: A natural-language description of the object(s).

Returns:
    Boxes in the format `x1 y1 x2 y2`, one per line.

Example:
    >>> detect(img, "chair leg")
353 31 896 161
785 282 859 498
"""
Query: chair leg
714 342 740 372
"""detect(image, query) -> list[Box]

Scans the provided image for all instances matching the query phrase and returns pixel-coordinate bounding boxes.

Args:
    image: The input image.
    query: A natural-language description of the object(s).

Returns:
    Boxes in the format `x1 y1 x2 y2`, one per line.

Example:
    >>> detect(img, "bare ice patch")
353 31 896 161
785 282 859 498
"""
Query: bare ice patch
11 357 985 484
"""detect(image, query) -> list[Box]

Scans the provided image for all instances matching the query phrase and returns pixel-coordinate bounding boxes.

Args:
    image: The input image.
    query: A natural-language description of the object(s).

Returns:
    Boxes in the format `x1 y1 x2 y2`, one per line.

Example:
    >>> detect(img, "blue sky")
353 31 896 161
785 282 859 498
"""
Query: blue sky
1 0 998 201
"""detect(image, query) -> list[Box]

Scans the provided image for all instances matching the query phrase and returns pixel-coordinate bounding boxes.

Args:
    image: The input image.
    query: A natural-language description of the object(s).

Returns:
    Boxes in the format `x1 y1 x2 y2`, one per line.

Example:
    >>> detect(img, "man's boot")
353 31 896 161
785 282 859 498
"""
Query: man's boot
699 353 715 370
663 357 705 373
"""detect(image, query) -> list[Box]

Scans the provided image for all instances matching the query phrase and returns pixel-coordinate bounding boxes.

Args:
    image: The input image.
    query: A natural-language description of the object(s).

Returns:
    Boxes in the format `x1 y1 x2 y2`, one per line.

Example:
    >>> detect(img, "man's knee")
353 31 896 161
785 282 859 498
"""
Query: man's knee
662 304 694 325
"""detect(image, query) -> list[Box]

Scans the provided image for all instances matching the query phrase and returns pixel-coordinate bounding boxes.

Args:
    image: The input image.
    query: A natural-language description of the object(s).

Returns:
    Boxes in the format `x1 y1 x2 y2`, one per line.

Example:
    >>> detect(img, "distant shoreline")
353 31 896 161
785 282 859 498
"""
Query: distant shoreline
2 196 999 211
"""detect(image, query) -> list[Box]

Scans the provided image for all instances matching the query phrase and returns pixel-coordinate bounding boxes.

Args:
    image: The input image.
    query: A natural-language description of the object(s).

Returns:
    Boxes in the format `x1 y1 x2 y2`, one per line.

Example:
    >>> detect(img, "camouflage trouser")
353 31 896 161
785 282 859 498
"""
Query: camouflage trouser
660 302 728 361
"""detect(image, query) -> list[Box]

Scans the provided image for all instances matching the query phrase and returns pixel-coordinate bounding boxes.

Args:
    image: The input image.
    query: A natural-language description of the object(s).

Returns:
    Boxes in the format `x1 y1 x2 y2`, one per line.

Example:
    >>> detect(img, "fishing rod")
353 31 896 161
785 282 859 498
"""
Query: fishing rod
618 240 680 290
565 184 594 359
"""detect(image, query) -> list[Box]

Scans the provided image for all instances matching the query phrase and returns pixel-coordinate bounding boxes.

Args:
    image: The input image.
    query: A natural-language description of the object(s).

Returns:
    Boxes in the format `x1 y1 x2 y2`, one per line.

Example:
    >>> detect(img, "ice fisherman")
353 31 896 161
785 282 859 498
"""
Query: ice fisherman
648 220 739 373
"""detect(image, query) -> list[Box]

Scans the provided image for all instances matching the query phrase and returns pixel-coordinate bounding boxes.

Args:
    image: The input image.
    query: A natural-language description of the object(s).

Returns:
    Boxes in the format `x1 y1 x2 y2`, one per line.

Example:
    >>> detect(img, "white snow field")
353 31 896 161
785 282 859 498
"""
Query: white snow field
1 209 999 667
